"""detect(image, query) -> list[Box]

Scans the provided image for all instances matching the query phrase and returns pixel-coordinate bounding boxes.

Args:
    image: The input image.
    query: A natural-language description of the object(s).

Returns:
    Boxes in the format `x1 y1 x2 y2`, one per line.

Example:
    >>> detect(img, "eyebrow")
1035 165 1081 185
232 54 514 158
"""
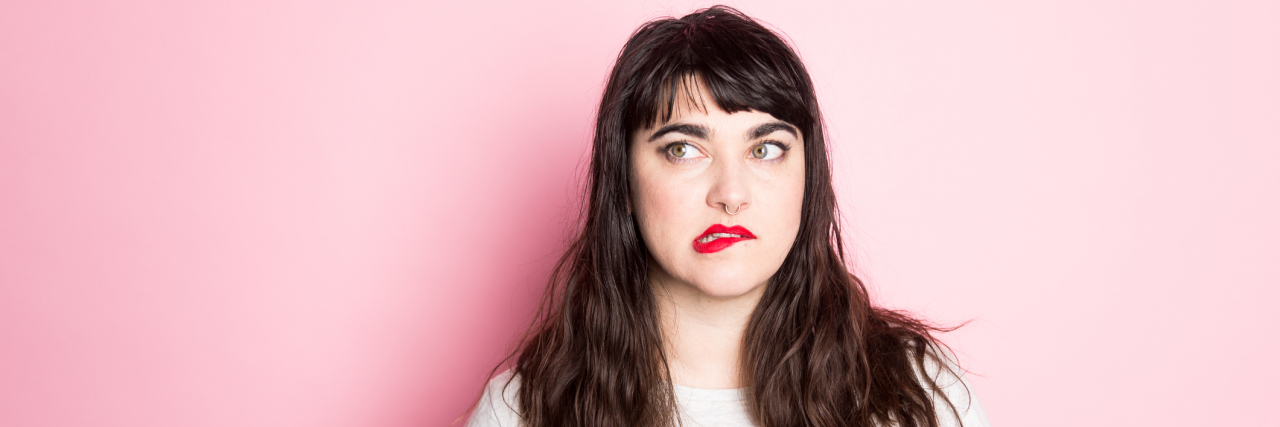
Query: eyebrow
749 121 799 140
644 120 799 142
647 123 709 142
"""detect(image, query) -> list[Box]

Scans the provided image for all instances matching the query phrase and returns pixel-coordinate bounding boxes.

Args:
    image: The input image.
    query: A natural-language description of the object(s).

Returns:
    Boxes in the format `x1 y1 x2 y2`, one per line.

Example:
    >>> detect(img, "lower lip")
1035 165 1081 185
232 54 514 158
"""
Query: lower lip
692 236 753 254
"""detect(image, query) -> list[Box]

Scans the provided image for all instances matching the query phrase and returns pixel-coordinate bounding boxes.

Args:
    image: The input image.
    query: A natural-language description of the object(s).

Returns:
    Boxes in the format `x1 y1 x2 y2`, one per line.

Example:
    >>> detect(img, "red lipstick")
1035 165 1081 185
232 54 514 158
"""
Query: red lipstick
692 224 757 254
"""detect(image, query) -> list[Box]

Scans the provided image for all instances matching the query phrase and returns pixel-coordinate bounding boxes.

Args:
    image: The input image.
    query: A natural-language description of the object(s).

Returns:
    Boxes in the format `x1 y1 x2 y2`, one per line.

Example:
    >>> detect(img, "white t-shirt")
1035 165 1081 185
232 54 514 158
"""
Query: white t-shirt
465 356 991 427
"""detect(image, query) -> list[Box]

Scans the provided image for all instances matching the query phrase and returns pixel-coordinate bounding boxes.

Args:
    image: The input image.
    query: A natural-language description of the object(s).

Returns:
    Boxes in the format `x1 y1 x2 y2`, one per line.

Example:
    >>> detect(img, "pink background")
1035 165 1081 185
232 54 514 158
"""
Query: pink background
2 1 1277 426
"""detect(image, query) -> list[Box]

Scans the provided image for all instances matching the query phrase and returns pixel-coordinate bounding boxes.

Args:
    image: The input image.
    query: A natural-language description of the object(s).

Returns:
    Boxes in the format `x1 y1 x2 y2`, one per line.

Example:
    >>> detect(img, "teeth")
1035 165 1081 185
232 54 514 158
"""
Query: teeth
699 233 744 243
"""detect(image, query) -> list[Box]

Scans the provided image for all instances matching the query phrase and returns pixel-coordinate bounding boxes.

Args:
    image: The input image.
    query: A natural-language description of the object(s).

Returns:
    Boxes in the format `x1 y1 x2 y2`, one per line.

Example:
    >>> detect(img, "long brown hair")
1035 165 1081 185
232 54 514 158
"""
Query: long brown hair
489 6 969 427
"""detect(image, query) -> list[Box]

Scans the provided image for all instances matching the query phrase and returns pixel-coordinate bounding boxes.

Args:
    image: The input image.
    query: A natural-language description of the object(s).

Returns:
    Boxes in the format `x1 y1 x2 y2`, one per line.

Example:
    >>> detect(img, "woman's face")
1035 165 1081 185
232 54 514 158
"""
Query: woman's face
628 84 805 300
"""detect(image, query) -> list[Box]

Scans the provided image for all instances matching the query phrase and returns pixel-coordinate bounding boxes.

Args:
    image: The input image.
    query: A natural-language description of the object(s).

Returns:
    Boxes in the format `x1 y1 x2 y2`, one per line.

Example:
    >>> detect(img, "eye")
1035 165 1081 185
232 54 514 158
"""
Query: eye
666 142 703 159
750 142 786 160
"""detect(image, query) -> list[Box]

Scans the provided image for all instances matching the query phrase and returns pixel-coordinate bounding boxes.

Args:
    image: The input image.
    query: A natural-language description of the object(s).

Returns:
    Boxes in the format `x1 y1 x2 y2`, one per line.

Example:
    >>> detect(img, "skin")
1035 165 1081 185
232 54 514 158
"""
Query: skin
627 81 805 389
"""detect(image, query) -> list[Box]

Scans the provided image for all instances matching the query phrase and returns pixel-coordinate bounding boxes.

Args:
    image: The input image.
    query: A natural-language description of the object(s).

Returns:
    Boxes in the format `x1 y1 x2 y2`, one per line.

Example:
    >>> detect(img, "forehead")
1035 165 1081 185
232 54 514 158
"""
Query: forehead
641 76 777 132
662 76 715 121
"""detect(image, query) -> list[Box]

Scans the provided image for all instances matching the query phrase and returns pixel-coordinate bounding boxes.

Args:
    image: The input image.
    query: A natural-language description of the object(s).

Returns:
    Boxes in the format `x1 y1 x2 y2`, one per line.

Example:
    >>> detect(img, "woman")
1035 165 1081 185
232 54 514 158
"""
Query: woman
467 6 989 427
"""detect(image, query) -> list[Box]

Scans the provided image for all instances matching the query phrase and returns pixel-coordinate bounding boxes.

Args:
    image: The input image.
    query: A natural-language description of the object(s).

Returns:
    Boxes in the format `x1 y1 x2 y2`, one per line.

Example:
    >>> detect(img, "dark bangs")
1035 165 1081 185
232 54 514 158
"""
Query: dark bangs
618 8 816 136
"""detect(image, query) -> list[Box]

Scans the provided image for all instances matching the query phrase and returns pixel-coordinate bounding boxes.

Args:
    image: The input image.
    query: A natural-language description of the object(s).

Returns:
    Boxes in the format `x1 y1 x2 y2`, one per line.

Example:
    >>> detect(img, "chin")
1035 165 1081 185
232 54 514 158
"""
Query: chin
689 272 768 299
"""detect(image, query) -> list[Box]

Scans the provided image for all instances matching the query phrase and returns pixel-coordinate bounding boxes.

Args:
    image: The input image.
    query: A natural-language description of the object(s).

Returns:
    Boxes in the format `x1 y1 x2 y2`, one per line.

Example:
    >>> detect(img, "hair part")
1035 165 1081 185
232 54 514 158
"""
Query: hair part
481 5 971 427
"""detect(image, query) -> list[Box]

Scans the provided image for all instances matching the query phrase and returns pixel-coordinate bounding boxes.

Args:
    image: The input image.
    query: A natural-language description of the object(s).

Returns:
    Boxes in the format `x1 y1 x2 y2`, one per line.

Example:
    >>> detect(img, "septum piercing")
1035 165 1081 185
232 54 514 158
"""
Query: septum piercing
725 204 743 215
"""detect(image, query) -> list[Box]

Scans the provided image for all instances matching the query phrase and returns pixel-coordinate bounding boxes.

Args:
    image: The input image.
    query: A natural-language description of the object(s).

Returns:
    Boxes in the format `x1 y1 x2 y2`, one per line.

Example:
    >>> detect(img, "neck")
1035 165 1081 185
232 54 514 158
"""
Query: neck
651 266 766 390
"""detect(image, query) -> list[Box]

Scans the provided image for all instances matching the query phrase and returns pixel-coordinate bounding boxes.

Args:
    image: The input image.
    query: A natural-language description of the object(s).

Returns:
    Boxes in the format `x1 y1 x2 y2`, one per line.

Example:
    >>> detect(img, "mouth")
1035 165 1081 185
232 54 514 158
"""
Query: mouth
692 224 757 254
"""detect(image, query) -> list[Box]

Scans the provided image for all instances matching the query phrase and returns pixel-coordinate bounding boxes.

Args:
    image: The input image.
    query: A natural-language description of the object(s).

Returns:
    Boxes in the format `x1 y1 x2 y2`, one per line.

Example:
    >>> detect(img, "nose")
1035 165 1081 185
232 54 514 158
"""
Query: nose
707 157 751 215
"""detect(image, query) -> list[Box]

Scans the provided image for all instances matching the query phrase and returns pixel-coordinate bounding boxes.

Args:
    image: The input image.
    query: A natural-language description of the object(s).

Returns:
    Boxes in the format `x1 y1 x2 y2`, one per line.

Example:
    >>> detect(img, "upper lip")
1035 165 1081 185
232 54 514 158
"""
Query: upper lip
695 224 757 241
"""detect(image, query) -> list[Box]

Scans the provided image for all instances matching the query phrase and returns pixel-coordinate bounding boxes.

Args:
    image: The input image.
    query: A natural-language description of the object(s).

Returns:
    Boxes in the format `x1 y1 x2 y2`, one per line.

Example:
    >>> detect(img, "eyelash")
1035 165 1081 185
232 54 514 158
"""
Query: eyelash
660 141 792 164
757 141 792 162
659 141 700 164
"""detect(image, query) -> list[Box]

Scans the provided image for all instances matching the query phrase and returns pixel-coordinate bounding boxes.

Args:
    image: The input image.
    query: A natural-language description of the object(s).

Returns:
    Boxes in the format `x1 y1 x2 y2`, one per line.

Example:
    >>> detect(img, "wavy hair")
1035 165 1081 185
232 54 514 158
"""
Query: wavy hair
488 6 968 427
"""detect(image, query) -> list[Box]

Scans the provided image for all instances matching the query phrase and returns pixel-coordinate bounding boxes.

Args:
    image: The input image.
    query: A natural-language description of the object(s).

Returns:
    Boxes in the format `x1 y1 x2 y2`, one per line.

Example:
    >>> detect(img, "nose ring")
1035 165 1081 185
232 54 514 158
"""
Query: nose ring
725 204 743 215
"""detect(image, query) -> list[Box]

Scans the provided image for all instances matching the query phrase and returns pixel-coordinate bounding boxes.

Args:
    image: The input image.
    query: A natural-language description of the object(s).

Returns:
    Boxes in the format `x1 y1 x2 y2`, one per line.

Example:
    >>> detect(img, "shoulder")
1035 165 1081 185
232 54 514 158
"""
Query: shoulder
465 369 523 427
914 344 993 427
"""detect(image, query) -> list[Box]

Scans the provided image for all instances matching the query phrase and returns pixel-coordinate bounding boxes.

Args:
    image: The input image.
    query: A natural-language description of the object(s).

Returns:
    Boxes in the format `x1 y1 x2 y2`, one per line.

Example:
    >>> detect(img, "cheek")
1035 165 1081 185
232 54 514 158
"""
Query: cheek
763 165 806 251
630 156 709 263
786 173 805 219
633 174 698 246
